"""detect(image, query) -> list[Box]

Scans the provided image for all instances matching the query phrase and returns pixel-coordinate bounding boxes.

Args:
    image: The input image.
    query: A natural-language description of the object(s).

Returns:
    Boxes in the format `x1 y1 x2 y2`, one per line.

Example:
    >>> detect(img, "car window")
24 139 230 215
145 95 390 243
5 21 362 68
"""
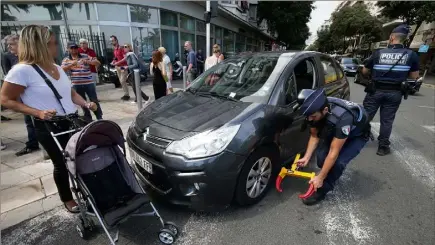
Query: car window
283 72 298 105
188 54 294 103
320 56 339 84
341 58 361 65
333 59 345 79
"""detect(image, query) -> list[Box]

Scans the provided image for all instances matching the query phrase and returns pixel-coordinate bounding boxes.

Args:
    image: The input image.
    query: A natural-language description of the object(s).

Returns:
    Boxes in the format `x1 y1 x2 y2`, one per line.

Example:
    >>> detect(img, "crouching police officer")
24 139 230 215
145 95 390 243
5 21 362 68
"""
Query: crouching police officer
362 24 420 156
297 89 371 205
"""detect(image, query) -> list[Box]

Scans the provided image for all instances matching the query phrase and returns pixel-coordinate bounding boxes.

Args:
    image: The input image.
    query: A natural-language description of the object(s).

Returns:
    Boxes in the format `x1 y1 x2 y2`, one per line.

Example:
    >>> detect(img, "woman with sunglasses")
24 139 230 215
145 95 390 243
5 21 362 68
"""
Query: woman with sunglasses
123 43 150 104
0 25 97 213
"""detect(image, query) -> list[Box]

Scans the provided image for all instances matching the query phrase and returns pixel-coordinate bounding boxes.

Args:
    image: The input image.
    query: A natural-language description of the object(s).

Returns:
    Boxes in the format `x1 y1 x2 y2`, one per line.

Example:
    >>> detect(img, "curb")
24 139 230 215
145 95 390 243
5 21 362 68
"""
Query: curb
422 83 435 89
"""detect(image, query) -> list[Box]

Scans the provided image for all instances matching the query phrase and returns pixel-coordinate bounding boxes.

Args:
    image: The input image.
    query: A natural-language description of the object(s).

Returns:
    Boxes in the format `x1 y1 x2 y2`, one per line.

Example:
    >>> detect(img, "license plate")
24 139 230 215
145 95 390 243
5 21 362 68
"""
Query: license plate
130 149 153 174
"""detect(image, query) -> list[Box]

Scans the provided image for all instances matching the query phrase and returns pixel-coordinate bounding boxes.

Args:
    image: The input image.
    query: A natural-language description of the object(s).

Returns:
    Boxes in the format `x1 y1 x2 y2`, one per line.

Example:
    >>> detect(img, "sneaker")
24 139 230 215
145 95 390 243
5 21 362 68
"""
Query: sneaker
1 116 11 122
144 99 152 106
301 189 327 206
376 146 391 156
1 143 6 151
121 95 130 101
15 146 40 157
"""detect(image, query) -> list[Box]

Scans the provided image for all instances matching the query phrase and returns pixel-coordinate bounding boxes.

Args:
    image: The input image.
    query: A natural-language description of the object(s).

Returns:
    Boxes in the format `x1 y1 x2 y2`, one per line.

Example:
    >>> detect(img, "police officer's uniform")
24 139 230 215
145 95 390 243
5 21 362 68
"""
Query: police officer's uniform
300 89 370 205
363 24 420 156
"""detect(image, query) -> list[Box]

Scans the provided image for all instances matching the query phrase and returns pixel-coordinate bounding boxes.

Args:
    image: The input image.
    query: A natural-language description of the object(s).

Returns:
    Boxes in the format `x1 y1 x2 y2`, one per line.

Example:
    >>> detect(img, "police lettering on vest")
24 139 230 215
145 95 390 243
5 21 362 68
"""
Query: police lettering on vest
371 46 413 84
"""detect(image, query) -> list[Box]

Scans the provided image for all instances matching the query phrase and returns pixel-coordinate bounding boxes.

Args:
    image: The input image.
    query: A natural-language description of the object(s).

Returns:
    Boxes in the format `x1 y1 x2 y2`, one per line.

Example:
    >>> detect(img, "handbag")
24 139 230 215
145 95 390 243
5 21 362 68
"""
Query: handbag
31 64 91 127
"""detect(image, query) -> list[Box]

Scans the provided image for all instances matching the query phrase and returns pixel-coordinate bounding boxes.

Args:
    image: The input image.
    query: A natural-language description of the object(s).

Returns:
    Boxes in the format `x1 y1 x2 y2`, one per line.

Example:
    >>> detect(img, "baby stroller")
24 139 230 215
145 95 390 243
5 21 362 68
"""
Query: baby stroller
50 119 179 244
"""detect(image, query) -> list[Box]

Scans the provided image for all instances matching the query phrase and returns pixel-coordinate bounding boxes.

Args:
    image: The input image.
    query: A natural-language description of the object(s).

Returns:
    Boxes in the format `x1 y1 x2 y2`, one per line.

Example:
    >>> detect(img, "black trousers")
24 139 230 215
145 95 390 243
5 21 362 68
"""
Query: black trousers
24 114 39 149
33 119 73 202
153 81 167 100
363 90 402 147
127 72 149 101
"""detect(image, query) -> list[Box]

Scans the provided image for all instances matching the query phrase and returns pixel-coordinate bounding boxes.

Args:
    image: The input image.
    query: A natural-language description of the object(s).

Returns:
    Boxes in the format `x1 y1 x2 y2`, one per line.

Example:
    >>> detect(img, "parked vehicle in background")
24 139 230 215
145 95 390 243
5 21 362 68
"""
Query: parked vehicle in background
339 57 361 77
127 51 350 211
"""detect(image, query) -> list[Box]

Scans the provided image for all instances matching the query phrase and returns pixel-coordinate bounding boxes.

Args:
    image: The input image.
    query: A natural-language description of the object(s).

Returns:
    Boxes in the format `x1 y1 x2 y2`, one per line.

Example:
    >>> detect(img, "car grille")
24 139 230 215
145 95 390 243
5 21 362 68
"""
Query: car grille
144 134 172 148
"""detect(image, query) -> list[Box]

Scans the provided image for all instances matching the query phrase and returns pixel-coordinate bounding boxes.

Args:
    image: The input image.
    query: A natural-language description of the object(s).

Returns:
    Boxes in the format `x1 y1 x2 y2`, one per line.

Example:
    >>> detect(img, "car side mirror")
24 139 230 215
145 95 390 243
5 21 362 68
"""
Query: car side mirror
297 89 314 105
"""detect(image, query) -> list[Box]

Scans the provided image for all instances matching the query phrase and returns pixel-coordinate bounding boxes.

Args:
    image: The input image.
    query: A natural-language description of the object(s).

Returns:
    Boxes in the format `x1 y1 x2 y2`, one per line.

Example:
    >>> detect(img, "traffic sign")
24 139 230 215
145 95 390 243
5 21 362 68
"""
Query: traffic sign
418 45 429 53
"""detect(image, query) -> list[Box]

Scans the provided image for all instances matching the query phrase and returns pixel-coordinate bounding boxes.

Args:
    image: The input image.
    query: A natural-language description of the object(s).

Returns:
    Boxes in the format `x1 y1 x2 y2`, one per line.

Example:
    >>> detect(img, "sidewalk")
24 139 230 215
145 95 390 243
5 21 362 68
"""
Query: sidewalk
0 82 178 230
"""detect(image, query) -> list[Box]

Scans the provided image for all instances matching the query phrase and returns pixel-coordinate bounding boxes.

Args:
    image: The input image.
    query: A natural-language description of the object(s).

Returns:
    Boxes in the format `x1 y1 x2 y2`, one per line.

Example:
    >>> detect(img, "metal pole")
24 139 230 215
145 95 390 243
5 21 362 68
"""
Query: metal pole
183 66 187 90
206 1 211 58
134 69 142 110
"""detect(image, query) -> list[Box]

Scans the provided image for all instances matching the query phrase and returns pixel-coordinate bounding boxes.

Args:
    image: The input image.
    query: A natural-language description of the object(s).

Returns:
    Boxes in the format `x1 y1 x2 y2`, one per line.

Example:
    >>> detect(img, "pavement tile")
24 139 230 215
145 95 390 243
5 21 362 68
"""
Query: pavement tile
41 175 58 197
0 198 44 230
41 194 62 212
0 163 13 172
0 169 34 191
18 160 53 178
0 178 44 213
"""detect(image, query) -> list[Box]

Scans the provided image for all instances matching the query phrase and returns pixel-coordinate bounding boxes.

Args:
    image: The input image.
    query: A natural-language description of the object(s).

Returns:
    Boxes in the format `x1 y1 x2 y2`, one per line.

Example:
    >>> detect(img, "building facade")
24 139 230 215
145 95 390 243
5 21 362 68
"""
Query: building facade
1 0 275 65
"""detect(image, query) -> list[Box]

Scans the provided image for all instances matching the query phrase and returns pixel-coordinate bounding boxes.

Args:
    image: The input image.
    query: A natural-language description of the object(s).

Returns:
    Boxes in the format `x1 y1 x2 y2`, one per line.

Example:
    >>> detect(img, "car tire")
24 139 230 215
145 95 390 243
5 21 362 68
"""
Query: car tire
409 91 416 95
234 145 280 206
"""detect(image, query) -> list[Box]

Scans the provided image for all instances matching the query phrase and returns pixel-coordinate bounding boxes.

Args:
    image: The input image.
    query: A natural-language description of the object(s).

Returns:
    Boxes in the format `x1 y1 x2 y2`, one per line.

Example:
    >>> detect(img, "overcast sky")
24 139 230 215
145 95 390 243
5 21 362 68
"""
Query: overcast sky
306 1 342 45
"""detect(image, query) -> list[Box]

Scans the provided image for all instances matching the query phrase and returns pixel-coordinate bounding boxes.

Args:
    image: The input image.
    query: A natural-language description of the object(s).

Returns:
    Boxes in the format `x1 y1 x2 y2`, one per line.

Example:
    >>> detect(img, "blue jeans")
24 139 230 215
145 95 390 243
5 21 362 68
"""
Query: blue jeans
316 136 368 193
73 83 103 121
363 90 402 147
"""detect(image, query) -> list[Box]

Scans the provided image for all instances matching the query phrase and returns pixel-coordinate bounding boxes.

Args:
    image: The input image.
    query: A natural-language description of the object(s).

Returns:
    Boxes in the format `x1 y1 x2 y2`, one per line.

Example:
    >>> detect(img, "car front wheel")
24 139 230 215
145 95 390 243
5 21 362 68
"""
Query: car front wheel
234 146 280 206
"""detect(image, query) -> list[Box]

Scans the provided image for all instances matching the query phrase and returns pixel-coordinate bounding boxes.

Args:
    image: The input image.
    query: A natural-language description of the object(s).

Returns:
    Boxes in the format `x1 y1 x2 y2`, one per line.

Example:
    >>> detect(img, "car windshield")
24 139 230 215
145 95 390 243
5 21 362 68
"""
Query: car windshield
342 58 360 64
188 53 293 103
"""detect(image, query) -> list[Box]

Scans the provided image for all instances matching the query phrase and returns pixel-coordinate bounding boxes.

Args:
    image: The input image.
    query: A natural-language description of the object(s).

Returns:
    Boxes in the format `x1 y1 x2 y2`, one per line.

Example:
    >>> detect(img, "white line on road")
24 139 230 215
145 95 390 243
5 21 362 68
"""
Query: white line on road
371 122 435 189
422 125 435 133
418 105 435 109
322 172 378 245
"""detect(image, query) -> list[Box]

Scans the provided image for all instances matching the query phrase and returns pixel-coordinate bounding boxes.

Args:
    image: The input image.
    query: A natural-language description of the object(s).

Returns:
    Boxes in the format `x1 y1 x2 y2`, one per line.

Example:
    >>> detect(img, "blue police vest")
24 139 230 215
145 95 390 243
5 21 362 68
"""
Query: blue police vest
371 45 413 84
326 97 366 133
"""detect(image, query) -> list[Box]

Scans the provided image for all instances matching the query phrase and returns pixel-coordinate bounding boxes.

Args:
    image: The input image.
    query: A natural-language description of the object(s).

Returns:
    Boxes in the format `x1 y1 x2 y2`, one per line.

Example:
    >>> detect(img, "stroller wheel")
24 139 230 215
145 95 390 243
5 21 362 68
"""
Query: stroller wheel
76 218 91 240
164 222 179 237
158 229 176 244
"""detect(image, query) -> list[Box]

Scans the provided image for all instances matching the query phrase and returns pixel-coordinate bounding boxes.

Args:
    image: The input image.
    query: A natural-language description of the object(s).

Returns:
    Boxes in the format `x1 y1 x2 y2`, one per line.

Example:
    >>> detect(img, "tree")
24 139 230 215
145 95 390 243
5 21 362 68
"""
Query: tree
257 1 315 50
376 1 435 47
314 26 338 53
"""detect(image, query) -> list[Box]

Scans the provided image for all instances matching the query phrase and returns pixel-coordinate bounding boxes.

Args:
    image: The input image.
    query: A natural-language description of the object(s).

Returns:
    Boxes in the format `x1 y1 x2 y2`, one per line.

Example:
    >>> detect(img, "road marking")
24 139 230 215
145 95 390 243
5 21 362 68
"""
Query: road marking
371 122 435 189
418 105 435 109
322 172 378 245
422 125 435 133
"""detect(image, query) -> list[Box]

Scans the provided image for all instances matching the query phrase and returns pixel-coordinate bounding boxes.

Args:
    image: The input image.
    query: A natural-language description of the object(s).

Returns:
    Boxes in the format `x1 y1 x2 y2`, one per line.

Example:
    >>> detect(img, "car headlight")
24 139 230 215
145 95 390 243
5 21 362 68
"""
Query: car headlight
165 124 241 159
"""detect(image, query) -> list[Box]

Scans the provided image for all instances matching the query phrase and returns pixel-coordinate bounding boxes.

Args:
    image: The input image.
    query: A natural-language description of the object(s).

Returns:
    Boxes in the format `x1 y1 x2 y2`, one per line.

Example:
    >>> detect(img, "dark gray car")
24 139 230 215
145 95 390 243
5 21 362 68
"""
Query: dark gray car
127 51 350 211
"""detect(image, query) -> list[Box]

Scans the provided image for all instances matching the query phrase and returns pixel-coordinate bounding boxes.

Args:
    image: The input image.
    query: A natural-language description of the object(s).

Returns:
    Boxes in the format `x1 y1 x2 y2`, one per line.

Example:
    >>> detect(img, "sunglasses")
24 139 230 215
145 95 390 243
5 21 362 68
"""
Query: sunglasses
124 45 129 48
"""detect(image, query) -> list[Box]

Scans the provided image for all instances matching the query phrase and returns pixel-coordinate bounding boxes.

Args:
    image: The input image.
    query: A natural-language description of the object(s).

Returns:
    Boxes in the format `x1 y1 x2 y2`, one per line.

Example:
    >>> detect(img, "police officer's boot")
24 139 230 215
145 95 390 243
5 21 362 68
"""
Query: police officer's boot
376 146 391 156
301 188 327 206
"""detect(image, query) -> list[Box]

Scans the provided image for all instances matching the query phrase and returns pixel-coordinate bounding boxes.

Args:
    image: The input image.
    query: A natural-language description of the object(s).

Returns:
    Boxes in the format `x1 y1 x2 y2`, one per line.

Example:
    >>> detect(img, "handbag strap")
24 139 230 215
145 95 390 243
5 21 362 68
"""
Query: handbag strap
31 64 66 114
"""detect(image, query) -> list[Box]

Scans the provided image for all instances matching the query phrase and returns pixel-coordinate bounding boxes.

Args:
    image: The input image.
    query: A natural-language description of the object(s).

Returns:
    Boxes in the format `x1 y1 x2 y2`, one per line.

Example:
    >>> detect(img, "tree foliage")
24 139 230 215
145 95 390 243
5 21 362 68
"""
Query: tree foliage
376 1 435 47
257 1 315 50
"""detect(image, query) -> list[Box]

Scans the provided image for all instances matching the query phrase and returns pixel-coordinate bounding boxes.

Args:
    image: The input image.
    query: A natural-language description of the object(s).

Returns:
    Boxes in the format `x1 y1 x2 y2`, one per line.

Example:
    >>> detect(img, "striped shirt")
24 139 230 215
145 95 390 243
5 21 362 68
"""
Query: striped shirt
61 54 94 85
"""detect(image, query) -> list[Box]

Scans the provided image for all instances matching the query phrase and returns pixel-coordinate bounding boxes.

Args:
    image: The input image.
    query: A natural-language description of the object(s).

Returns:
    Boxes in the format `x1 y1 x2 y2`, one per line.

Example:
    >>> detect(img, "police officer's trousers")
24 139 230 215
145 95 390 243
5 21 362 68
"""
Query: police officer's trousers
316 136 368 193
363 90 402 147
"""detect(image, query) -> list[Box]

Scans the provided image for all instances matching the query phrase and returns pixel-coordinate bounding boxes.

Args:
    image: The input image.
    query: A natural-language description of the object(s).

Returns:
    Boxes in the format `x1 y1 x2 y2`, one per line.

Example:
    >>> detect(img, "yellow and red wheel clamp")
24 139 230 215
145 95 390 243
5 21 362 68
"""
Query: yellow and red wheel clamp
275 153 316 199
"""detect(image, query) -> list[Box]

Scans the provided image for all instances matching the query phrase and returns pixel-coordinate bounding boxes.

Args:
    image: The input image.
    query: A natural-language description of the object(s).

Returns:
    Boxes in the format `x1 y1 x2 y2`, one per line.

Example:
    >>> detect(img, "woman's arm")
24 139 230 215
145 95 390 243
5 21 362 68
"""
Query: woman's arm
114 57 127 66
71 88 97 111
0 82 41 117
219 54 224 61
127 54 139 70
150 63 154 75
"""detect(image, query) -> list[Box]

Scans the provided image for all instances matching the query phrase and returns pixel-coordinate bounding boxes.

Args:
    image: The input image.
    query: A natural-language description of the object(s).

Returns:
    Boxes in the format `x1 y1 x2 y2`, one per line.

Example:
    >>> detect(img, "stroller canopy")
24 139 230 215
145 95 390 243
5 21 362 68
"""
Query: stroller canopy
65 120 125 161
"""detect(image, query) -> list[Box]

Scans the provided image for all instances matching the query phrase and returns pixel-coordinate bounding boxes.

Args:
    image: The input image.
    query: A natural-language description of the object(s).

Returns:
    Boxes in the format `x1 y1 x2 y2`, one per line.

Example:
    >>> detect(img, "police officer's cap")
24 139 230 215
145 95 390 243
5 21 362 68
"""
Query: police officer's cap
391 24 410 35
300 88 327 117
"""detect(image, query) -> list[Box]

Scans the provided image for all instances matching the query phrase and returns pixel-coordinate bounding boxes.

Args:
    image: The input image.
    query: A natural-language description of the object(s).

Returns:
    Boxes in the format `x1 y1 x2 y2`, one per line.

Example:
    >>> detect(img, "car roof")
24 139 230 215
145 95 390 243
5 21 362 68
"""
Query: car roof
235 50 318 59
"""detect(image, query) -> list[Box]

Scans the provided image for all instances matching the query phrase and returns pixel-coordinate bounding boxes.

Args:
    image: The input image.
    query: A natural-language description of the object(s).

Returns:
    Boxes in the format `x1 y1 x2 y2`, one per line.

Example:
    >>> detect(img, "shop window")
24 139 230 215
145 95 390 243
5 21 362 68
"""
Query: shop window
180 15 195 31
196 35 206 54
161 10 178 27
196 20 206 33
215 26 223 40
64 3 96 21
130 5 158 24
97 3 128 22
161 29 179 61
99 26 131 49
223 29 235 54
131 27 160 61
1 3 64 21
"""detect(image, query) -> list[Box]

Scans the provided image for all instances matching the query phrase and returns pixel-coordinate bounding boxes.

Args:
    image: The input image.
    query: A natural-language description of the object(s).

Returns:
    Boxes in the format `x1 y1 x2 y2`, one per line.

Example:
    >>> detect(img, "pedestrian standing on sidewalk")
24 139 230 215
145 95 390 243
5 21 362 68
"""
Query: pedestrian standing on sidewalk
2 34 40 156
0 25 97 213
123 43 150 104
62 41 103 122
362 24 419 156
205 44 224 71
184 41 197 86
196 49 205 75
78 38 99 84
110 35 130 101
158 47 174 94
150 50 167 100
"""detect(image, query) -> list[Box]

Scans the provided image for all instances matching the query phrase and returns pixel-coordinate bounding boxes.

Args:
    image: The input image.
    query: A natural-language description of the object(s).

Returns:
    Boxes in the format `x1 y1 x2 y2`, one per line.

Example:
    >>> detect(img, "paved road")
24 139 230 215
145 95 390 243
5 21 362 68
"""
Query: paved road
2 78 434 245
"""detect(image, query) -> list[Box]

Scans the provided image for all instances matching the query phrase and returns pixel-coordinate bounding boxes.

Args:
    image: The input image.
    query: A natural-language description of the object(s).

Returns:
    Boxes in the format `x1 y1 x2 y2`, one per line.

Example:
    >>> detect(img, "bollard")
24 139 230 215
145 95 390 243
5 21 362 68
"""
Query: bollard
134 69 142 111
183 66 187 91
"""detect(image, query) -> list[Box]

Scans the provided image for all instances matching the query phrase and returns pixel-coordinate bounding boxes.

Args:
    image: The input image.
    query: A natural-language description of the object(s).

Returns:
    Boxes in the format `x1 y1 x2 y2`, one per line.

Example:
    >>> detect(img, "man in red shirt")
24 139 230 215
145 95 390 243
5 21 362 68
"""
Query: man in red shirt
78 38 99 84
110 35 130 101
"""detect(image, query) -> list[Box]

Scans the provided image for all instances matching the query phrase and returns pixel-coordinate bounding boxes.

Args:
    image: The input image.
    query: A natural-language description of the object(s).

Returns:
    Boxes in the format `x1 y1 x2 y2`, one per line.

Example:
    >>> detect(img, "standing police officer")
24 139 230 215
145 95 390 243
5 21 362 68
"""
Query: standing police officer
297 88 371 205
362 24 420 156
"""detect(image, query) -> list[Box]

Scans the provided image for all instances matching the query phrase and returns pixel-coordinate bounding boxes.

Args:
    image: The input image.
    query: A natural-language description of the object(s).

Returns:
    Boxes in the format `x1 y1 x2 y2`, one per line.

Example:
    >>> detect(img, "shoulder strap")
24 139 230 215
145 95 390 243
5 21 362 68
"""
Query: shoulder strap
31 64 66 114
381 50 408 77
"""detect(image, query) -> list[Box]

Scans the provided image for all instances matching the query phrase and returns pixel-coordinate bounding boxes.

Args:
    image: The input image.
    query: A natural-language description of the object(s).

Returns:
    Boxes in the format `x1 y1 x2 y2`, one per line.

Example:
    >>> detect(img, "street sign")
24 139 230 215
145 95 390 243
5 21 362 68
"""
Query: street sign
418 44 429 53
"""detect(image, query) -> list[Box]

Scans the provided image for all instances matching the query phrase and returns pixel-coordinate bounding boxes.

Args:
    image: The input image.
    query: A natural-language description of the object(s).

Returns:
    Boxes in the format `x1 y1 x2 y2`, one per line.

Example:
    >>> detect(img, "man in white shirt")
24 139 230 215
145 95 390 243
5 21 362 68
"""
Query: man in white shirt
158 47 174 93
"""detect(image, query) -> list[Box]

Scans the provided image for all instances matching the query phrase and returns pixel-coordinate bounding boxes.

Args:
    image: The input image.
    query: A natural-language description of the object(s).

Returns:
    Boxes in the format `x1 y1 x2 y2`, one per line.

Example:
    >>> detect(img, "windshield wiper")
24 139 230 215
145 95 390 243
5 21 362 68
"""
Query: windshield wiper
196 91 238 102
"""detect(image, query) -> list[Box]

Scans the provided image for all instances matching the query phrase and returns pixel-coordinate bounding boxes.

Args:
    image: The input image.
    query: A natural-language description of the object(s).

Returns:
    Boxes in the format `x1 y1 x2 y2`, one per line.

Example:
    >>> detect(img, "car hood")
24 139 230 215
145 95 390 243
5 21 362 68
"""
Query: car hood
135 92 254 140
